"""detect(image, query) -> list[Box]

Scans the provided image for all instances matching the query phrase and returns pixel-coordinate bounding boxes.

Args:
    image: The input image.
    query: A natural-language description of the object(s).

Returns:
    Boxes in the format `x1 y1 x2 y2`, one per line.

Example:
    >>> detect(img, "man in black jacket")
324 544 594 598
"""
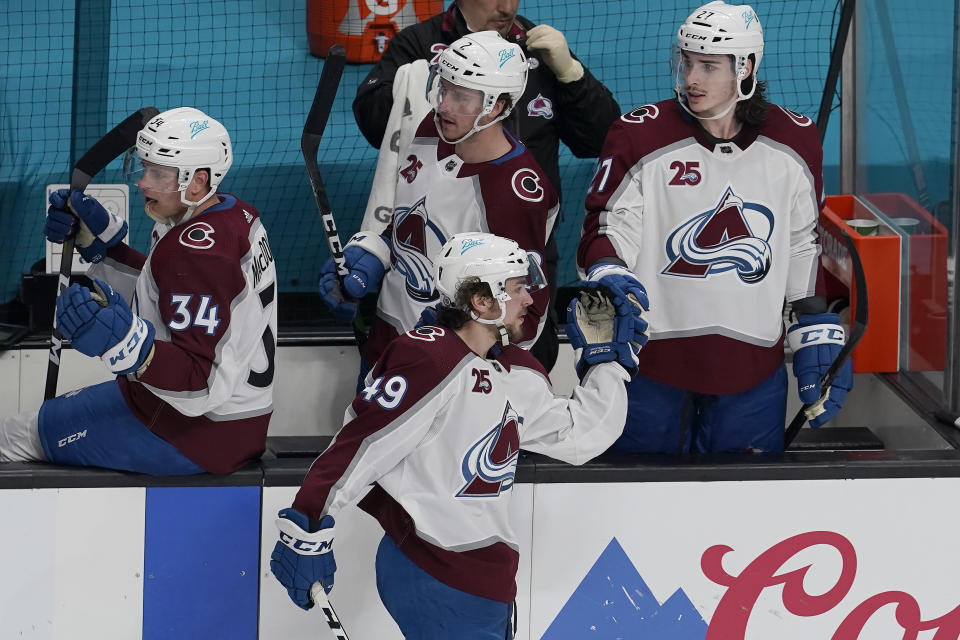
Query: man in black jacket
352 0 621 371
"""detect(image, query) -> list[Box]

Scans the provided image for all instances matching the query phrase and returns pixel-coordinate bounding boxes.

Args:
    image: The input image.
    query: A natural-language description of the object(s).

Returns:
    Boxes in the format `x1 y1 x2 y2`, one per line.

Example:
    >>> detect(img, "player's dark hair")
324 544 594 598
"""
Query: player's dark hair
497 93 514 115
435 278 493 330
734 54 769 126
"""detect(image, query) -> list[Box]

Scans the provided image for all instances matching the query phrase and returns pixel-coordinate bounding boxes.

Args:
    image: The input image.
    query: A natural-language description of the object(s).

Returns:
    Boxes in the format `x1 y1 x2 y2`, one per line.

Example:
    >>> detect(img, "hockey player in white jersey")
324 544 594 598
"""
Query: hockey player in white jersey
0 108 277 475
272 232 645 638
318 30 560 384
577 1 853 453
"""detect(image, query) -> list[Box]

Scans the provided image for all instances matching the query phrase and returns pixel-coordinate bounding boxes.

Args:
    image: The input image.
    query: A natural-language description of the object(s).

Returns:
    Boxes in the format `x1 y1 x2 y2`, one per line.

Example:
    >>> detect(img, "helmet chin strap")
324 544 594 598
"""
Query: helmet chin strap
470 295 511 347
145 187 218 226
676 92 738 121
434 109 510 145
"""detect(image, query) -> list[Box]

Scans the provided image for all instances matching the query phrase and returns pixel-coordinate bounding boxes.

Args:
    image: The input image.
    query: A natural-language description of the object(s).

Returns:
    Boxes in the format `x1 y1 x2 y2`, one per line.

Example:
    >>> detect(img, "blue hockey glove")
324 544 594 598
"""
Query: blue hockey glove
318 272 358 324
55 278 155 375
46 189 128 264
787 312 853 428
318 245 386 323
271 508 336 610
415 303 442 328
586 263 650 315
566 289 644 375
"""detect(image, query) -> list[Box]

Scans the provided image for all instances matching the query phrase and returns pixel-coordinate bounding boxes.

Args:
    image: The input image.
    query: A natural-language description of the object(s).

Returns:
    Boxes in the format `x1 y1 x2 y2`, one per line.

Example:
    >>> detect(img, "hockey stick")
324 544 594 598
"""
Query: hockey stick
302 44 367 348
784 229 868 448
310 582 350 640
934 410 960 430
45 106 160 401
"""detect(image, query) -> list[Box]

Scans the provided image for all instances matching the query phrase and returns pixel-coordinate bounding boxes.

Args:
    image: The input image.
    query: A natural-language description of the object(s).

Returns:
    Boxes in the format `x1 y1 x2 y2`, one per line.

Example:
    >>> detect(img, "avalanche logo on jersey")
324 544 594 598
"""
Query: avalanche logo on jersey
457 402 521 497
179 221 216 250
621 103 660 125
527 94 554 119
662 186 773 283
391 196 445 303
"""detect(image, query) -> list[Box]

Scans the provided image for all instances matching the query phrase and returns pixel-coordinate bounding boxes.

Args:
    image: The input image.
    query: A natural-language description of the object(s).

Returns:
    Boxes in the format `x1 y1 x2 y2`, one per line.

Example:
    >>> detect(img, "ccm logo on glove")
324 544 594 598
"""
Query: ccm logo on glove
104 317 150 368
796 325 844 345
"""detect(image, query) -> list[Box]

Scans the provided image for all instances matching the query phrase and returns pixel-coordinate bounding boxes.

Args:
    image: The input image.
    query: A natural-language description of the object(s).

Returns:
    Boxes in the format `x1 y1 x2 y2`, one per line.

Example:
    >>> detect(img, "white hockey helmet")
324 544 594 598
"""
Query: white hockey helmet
427 31 528 143
125 107 233 221
677 1 764 100
434 232 546 344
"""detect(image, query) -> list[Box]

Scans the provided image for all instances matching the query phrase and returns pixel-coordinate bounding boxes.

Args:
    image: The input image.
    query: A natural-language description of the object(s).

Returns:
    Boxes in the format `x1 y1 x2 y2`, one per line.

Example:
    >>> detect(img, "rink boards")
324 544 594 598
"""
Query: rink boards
2 456 960 640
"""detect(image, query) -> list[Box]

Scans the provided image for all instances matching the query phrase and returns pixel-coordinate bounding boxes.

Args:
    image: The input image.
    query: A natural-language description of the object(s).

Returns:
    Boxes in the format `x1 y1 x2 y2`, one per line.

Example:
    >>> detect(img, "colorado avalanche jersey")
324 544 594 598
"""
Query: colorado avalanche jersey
578 100 825 394
365 115 559 364
293 326 629 602
91 194 277 473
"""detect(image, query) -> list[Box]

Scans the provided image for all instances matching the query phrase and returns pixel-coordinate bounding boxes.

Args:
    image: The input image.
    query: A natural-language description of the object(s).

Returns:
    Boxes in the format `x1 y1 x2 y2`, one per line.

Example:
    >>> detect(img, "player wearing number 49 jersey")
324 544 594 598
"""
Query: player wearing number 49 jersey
0 108 277 475
577 2 853 453
272 233 644 638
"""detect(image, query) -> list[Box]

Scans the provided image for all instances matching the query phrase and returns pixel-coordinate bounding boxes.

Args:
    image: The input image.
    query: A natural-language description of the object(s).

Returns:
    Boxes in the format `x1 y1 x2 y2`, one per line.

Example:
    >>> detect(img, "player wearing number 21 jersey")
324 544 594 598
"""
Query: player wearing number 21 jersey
0 108 276 475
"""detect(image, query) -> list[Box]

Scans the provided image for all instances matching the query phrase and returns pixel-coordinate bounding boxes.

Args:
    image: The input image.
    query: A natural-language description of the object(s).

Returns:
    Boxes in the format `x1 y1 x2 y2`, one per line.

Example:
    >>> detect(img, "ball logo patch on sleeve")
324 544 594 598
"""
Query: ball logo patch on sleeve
511 168 545 203
179 221 216 250
621 104 660 125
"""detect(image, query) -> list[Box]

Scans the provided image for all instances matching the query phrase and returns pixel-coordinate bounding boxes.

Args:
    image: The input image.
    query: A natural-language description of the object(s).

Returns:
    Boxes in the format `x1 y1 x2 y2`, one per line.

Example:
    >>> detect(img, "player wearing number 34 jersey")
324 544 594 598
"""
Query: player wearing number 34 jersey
0 108 277 475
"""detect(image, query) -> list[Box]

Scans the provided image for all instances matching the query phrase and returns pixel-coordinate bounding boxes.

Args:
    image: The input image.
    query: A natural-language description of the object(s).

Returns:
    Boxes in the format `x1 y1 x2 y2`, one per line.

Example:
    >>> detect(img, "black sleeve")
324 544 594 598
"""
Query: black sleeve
551 61 621 159
352 28 429 149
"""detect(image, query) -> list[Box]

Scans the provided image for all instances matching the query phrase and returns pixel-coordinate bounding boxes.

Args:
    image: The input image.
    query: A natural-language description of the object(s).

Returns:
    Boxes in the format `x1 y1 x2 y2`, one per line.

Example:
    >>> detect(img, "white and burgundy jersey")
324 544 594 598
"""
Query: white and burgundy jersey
293 326 629 602
92 194 277 473
363 115 559 365
578 100 826 394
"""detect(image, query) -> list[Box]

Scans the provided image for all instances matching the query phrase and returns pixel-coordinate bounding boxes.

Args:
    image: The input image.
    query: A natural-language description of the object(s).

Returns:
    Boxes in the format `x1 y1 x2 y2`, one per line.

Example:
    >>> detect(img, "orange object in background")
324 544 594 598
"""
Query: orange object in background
308 0 443 63
818 194 948 373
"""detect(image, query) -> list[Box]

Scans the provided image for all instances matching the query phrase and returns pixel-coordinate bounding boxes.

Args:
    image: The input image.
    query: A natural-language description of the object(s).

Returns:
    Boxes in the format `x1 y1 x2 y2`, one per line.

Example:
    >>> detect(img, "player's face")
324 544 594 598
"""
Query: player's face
501 276 533 342
435 79 485 138
680 52 738 117
458 0 519 37
137 161 186 220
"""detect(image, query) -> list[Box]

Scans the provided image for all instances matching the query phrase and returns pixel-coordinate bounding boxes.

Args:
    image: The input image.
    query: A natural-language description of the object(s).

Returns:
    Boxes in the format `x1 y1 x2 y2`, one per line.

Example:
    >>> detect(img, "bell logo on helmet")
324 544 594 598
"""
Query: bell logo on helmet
497 48 516 68
189 120 210 139
743 11 756 28
459 238 484 254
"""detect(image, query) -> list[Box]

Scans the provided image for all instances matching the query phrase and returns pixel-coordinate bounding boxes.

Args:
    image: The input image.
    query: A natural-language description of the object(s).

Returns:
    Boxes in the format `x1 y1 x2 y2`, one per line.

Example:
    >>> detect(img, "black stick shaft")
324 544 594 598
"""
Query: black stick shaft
44 106 159 400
